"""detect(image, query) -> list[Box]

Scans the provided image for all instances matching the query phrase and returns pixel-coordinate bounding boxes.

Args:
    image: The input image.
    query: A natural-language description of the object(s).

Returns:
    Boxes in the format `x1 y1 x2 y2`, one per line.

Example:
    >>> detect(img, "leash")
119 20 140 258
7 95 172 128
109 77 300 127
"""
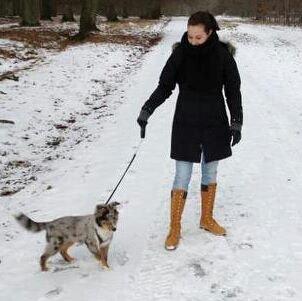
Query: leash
105 138 144 205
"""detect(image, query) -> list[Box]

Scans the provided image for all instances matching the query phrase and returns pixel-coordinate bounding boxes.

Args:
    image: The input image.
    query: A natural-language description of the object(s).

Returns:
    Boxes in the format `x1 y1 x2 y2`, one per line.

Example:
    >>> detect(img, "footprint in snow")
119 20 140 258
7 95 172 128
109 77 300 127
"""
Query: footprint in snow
237 242 253 249
114 250 129 266
45 287 63 297
188 261 207 278
221 286 243 299
52 265 79 273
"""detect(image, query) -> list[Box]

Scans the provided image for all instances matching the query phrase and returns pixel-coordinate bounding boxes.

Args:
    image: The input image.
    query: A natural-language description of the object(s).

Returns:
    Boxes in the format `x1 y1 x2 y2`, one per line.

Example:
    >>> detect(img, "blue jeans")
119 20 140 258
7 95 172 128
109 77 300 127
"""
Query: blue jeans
172 156 219 191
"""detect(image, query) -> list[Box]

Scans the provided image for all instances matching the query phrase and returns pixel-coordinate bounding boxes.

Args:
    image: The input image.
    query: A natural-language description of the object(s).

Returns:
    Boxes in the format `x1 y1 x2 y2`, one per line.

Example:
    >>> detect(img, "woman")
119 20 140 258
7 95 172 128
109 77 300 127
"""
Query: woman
137 11 243 250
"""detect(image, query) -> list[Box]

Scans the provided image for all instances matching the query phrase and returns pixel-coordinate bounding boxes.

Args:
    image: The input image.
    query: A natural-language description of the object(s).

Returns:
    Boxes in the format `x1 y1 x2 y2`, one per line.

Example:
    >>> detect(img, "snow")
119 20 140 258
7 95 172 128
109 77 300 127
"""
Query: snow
0 39 39 74
1 17 302 300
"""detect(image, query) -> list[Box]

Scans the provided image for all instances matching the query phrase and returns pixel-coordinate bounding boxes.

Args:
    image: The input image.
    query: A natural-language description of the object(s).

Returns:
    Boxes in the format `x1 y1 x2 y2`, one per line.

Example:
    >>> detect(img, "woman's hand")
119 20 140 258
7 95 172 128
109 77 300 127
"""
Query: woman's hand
230 123 242 146
231 129 241 146
137 108 151 138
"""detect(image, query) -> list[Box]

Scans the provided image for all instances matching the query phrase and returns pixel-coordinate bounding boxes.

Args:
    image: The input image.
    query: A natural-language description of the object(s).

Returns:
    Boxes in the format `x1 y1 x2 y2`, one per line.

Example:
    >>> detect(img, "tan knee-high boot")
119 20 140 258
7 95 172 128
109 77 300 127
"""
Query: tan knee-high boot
165 189 187 250
200 183 226 236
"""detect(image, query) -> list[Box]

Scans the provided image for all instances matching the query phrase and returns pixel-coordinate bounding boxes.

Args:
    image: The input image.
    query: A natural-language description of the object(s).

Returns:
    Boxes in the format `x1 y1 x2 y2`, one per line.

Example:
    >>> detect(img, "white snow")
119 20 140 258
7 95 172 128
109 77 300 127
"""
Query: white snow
0 38 40 74
1 17 302 300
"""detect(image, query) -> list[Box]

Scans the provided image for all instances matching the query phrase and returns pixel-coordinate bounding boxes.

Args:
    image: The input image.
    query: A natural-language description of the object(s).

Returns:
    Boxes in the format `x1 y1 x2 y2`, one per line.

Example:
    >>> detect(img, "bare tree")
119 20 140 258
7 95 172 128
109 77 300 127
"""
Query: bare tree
161 0 220 16
20 0 40 26
40 0 52 20
2 0 301 26
0 1 8 16
51 0 58 17
78 0 98 39
139 0 161 19
13 0 21 15
121 0 129 18
284 0 290 24
104 0 118 21
0 0 27 16
252 0 302 26
62 0 75 22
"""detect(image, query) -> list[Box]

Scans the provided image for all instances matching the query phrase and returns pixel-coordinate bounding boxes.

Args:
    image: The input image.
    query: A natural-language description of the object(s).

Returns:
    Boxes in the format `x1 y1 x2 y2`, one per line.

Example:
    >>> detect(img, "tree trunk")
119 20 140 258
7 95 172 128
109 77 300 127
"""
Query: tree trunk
62 0 75 22
140 0 161 19
13 0 21 15
20 0 40 26
51 0 57 17
40 0 52 20
121 0 129 18
0 0 13 17
78 0 98 39
104 0 118 22
286 0 291 25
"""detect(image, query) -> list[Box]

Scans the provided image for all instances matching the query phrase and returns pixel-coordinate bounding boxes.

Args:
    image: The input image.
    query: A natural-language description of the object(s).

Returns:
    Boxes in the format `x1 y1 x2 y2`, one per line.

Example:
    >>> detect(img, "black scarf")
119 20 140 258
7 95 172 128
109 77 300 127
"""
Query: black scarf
180 31 221 92
181 31 219 56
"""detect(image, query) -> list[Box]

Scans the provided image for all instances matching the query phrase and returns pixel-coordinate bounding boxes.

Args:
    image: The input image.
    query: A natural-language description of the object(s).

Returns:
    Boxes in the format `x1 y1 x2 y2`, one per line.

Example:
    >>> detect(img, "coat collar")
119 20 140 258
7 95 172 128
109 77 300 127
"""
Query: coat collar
180 31 219 56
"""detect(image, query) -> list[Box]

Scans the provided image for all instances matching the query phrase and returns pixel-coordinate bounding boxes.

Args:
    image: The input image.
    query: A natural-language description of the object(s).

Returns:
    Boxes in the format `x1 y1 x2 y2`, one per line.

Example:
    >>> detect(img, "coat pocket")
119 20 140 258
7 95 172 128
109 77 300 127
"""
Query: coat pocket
202 125 232 153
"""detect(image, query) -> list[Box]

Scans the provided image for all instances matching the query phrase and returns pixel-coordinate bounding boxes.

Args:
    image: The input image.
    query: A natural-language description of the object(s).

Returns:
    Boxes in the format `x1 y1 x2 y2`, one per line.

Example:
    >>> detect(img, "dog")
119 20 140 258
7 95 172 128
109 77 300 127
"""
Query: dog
15 202 120 271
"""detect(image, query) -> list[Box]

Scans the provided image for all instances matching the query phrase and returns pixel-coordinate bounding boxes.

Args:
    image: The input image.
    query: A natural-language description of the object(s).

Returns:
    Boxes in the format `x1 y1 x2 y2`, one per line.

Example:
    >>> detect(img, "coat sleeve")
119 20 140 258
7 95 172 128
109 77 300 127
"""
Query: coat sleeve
142 46 183 114
222 49 243 125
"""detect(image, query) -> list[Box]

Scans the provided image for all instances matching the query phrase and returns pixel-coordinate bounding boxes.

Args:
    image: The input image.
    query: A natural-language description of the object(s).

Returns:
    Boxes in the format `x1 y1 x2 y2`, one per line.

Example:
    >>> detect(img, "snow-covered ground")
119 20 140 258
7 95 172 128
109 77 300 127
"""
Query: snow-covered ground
0 19 166 196
1 17 302 300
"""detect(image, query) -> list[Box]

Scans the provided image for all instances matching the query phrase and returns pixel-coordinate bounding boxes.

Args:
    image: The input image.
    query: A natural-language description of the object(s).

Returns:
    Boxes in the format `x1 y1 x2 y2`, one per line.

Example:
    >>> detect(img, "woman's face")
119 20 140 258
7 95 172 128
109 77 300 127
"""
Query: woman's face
187 25 213 46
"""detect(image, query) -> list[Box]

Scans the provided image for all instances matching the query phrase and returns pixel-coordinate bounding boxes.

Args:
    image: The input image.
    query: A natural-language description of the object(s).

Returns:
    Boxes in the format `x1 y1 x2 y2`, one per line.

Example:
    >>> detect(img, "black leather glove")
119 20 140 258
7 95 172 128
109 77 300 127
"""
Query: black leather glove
137 107 152 138
230 123 242 146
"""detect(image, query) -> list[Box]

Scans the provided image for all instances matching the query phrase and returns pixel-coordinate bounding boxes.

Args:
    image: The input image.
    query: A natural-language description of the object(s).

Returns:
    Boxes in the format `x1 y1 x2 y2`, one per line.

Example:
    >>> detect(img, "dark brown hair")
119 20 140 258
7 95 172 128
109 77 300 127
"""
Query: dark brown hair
188 11 220 33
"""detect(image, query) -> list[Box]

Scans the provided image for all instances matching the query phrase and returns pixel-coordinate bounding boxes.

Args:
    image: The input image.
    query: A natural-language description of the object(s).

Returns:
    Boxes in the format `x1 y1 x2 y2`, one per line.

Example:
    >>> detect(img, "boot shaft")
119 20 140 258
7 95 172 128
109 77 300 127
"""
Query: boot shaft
170 189 187 227
201 183 217 216
200 183 226 236
165 189 187 250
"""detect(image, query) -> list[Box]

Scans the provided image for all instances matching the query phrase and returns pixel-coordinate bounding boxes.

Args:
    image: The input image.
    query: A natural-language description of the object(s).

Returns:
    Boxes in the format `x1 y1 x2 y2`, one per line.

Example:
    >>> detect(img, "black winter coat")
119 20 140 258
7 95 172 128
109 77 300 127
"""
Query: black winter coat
142 31 243 163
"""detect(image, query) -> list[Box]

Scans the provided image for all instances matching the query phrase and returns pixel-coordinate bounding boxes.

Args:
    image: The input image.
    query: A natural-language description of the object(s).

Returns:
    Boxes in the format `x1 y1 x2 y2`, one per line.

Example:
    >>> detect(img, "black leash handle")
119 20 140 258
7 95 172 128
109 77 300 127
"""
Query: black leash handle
105 140 143 205
140 125 146 139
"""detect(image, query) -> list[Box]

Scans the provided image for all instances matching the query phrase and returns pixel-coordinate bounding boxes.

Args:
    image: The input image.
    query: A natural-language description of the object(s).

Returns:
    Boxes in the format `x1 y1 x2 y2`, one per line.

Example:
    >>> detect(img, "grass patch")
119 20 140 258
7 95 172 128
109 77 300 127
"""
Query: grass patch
0 16 166 80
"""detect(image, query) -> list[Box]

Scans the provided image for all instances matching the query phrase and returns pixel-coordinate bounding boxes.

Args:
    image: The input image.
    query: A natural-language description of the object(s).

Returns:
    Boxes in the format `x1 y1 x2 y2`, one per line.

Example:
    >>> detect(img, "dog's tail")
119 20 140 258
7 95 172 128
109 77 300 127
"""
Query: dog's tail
15 213 46 232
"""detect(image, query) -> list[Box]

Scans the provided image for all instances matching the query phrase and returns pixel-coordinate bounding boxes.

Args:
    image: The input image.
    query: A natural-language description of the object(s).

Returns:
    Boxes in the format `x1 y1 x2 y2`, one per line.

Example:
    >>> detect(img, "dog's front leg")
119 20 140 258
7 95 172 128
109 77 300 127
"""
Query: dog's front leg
85 240 101 261
103 245 109 265
98 247 110 269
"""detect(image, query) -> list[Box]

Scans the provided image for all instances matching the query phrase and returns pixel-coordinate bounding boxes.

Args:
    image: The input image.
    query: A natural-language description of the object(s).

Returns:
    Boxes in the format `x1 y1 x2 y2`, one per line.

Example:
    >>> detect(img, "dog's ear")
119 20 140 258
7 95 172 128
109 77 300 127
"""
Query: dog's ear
95 204 106 213
109 202 120 208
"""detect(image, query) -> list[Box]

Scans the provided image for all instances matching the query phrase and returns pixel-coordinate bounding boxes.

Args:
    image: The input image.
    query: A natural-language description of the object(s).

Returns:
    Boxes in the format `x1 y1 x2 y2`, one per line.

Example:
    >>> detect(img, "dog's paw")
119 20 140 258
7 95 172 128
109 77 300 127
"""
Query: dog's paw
66 256 75 262
100 263 111 271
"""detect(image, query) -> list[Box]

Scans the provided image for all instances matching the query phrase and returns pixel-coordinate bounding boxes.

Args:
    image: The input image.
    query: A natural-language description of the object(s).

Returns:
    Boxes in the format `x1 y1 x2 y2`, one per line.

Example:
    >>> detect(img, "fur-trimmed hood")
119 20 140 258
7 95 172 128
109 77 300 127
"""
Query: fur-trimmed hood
220 40 236 56
172 38 236 56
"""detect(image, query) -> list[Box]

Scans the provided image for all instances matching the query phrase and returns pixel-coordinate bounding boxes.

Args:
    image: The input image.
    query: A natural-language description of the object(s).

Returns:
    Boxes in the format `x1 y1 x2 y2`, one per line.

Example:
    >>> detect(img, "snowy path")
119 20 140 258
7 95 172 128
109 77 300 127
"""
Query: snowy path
1 18 302 300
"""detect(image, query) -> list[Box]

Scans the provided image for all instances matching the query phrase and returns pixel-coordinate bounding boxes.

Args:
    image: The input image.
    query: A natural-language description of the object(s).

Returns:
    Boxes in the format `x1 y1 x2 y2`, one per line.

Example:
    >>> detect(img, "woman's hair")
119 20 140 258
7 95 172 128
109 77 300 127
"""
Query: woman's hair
188 11 220 33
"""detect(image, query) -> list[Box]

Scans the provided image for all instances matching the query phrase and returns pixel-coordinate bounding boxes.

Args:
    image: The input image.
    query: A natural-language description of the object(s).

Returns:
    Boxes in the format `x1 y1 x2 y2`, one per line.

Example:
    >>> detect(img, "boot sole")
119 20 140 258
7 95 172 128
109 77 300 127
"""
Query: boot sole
200 226 227 236
165 245 177 251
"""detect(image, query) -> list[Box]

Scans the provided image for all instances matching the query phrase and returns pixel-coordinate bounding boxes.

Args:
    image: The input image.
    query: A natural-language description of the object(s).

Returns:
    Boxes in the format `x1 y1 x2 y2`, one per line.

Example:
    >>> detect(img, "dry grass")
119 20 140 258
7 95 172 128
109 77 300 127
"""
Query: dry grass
0 16 164 51
0 16 165 81
218 20 239 30
64 33 162 49
0 48 16 59
0 27 72 50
